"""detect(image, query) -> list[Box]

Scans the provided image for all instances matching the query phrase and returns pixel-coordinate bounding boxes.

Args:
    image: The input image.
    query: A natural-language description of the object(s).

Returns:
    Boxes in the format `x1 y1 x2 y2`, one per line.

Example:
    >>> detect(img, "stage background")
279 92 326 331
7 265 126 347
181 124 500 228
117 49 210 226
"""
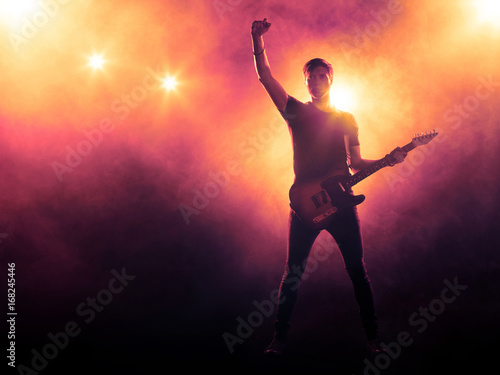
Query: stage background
1 0 499 374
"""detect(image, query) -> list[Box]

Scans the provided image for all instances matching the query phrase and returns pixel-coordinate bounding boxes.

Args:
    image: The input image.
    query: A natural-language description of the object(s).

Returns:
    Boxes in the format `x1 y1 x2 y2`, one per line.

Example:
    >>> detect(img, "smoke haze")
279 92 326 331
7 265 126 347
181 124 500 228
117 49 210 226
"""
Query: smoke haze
1 0 499 373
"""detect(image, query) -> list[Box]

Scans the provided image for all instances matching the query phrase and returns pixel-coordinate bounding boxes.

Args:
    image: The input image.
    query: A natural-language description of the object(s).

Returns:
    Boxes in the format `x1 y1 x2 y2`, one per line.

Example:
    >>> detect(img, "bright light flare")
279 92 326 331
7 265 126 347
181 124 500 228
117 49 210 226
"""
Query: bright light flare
475 0 500 25
89 54 105 70
0 0 37 19
162 76 177 91
330 84 357 113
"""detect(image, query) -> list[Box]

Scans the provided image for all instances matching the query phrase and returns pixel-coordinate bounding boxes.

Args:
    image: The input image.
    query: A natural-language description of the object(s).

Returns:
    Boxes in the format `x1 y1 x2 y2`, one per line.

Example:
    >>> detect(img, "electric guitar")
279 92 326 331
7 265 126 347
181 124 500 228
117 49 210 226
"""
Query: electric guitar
289 131 438 230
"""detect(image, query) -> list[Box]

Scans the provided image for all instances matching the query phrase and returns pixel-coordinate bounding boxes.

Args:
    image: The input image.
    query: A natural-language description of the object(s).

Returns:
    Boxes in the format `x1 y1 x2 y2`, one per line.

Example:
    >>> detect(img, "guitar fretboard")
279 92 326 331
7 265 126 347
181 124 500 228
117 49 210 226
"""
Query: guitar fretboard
344 142 416 189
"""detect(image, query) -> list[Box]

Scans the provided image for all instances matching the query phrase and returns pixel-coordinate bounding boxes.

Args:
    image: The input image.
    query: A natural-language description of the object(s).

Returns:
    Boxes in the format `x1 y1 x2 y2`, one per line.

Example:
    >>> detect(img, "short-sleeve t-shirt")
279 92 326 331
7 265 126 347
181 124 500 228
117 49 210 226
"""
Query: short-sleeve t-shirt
280 95 360 183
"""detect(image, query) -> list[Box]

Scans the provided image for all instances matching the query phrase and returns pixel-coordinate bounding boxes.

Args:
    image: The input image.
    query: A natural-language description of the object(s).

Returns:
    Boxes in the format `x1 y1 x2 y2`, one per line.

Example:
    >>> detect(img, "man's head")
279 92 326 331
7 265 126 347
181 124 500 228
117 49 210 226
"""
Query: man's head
303 58 333 100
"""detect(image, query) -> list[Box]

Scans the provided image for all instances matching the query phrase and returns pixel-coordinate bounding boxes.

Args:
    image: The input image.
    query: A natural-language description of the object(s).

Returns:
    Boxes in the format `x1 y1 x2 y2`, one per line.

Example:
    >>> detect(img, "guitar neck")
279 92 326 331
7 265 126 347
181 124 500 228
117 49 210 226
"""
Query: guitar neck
345 142 415 188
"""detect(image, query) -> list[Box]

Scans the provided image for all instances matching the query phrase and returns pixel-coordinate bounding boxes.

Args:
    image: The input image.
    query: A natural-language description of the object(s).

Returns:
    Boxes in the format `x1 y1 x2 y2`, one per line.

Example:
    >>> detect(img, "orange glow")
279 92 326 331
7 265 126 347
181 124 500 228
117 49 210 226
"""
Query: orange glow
0 0 498 238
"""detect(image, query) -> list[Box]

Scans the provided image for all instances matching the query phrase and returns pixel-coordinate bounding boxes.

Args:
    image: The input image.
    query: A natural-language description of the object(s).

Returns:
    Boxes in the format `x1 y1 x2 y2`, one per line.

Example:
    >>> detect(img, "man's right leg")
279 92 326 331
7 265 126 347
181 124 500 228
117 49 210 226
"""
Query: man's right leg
265 210 319 355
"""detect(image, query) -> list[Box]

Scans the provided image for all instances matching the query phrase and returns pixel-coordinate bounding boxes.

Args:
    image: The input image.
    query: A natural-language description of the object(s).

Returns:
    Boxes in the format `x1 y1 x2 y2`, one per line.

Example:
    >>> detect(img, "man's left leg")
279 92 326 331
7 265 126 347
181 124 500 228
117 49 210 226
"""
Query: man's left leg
326 207 382 353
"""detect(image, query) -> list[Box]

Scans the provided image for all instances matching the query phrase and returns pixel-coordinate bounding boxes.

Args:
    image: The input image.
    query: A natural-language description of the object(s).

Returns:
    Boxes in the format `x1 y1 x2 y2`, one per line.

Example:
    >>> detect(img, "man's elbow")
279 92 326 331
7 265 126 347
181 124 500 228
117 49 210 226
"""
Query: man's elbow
349 166 361 174
349 159 362 171
258 72 273 86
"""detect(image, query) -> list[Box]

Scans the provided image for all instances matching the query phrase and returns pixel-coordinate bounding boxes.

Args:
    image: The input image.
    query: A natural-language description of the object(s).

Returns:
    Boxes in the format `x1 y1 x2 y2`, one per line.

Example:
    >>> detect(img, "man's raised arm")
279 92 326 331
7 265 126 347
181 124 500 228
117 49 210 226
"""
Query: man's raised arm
251 19 288 112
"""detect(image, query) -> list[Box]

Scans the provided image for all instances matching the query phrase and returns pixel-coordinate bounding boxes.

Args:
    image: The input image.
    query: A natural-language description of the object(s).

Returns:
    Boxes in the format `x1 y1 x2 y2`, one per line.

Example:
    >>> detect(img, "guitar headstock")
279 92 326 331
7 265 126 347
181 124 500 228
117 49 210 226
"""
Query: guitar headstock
412 130 438 146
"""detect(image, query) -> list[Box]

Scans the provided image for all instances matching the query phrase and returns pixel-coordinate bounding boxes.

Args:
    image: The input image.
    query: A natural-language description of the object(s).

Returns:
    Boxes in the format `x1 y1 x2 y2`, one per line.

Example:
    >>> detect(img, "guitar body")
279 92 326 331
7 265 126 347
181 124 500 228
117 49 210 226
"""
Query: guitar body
289 173 366 231
288 131 438 230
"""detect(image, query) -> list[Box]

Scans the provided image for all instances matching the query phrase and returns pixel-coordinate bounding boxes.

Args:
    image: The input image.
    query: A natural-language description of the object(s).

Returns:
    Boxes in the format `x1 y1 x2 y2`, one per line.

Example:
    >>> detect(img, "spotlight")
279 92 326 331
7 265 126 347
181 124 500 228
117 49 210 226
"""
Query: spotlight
330 84 357 112
0 0 37 22
89 54 105 70
475 0 500 26
162 76 177 91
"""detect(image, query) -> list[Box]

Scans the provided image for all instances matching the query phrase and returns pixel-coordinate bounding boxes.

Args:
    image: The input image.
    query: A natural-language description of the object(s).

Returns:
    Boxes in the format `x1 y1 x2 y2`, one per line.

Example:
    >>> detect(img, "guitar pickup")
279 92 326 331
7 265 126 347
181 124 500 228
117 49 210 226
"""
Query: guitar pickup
311 190 329 208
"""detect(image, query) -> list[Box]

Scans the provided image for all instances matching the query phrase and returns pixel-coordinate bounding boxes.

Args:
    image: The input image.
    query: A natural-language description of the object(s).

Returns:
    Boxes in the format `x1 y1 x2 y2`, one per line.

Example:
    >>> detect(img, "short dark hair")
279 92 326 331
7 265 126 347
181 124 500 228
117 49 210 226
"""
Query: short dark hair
303 58 333 78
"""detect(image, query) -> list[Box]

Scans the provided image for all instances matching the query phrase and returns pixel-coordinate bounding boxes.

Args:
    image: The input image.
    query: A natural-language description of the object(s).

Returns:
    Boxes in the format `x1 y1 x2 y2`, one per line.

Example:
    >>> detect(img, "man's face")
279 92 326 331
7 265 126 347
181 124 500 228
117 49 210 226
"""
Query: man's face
305 66 332 100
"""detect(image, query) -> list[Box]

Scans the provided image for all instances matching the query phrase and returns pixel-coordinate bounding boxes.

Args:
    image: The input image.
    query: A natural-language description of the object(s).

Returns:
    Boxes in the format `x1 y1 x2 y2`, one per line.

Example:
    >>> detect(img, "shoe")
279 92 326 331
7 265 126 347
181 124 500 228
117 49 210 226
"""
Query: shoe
367 338 386 355
263 337 286 356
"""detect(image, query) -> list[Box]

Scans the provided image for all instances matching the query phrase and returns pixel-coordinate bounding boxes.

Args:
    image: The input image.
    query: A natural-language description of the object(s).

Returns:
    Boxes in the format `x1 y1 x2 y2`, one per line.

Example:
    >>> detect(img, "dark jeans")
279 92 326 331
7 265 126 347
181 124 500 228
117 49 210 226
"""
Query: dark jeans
274 206 378 340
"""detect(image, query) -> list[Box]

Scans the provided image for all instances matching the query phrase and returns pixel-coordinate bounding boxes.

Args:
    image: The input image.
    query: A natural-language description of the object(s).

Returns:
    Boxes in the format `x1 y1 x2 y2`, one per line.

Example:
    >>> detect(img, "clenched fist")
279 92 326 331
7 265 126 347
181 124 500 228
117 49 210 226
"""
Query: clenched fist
251 18 271 36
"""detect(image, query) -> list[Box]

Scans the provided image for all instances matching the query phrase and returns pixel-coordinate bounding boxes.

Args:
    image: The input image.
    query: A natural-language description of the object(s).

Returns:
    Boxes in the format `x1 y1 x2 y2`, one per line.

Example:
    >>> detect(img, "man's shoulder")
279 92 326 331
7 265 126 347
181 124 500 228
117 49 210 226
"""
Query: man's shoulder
286 95 308 108
334 108 358 129
280 95 308 119
334 107 353 118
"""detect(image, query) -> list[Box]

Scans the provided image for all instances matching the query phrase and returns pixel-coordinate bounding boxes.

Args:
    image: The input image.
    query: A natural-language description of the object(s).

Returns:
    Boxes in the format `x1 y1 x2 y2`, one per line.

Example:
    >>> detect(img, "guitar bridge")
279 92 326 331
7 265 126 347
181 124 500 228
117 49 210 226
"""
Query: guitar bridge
313 206 338 223
311 190 329 208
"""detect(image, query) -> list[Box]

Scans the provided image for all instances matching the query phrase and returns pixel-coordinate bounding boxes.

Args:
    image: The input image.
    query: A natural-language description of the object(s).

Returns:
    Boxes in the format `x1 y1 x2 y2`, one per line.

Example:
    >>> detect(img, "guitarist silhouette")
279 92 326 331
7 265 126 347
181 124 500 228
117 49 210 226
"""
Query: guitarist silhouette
252 18 411 356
